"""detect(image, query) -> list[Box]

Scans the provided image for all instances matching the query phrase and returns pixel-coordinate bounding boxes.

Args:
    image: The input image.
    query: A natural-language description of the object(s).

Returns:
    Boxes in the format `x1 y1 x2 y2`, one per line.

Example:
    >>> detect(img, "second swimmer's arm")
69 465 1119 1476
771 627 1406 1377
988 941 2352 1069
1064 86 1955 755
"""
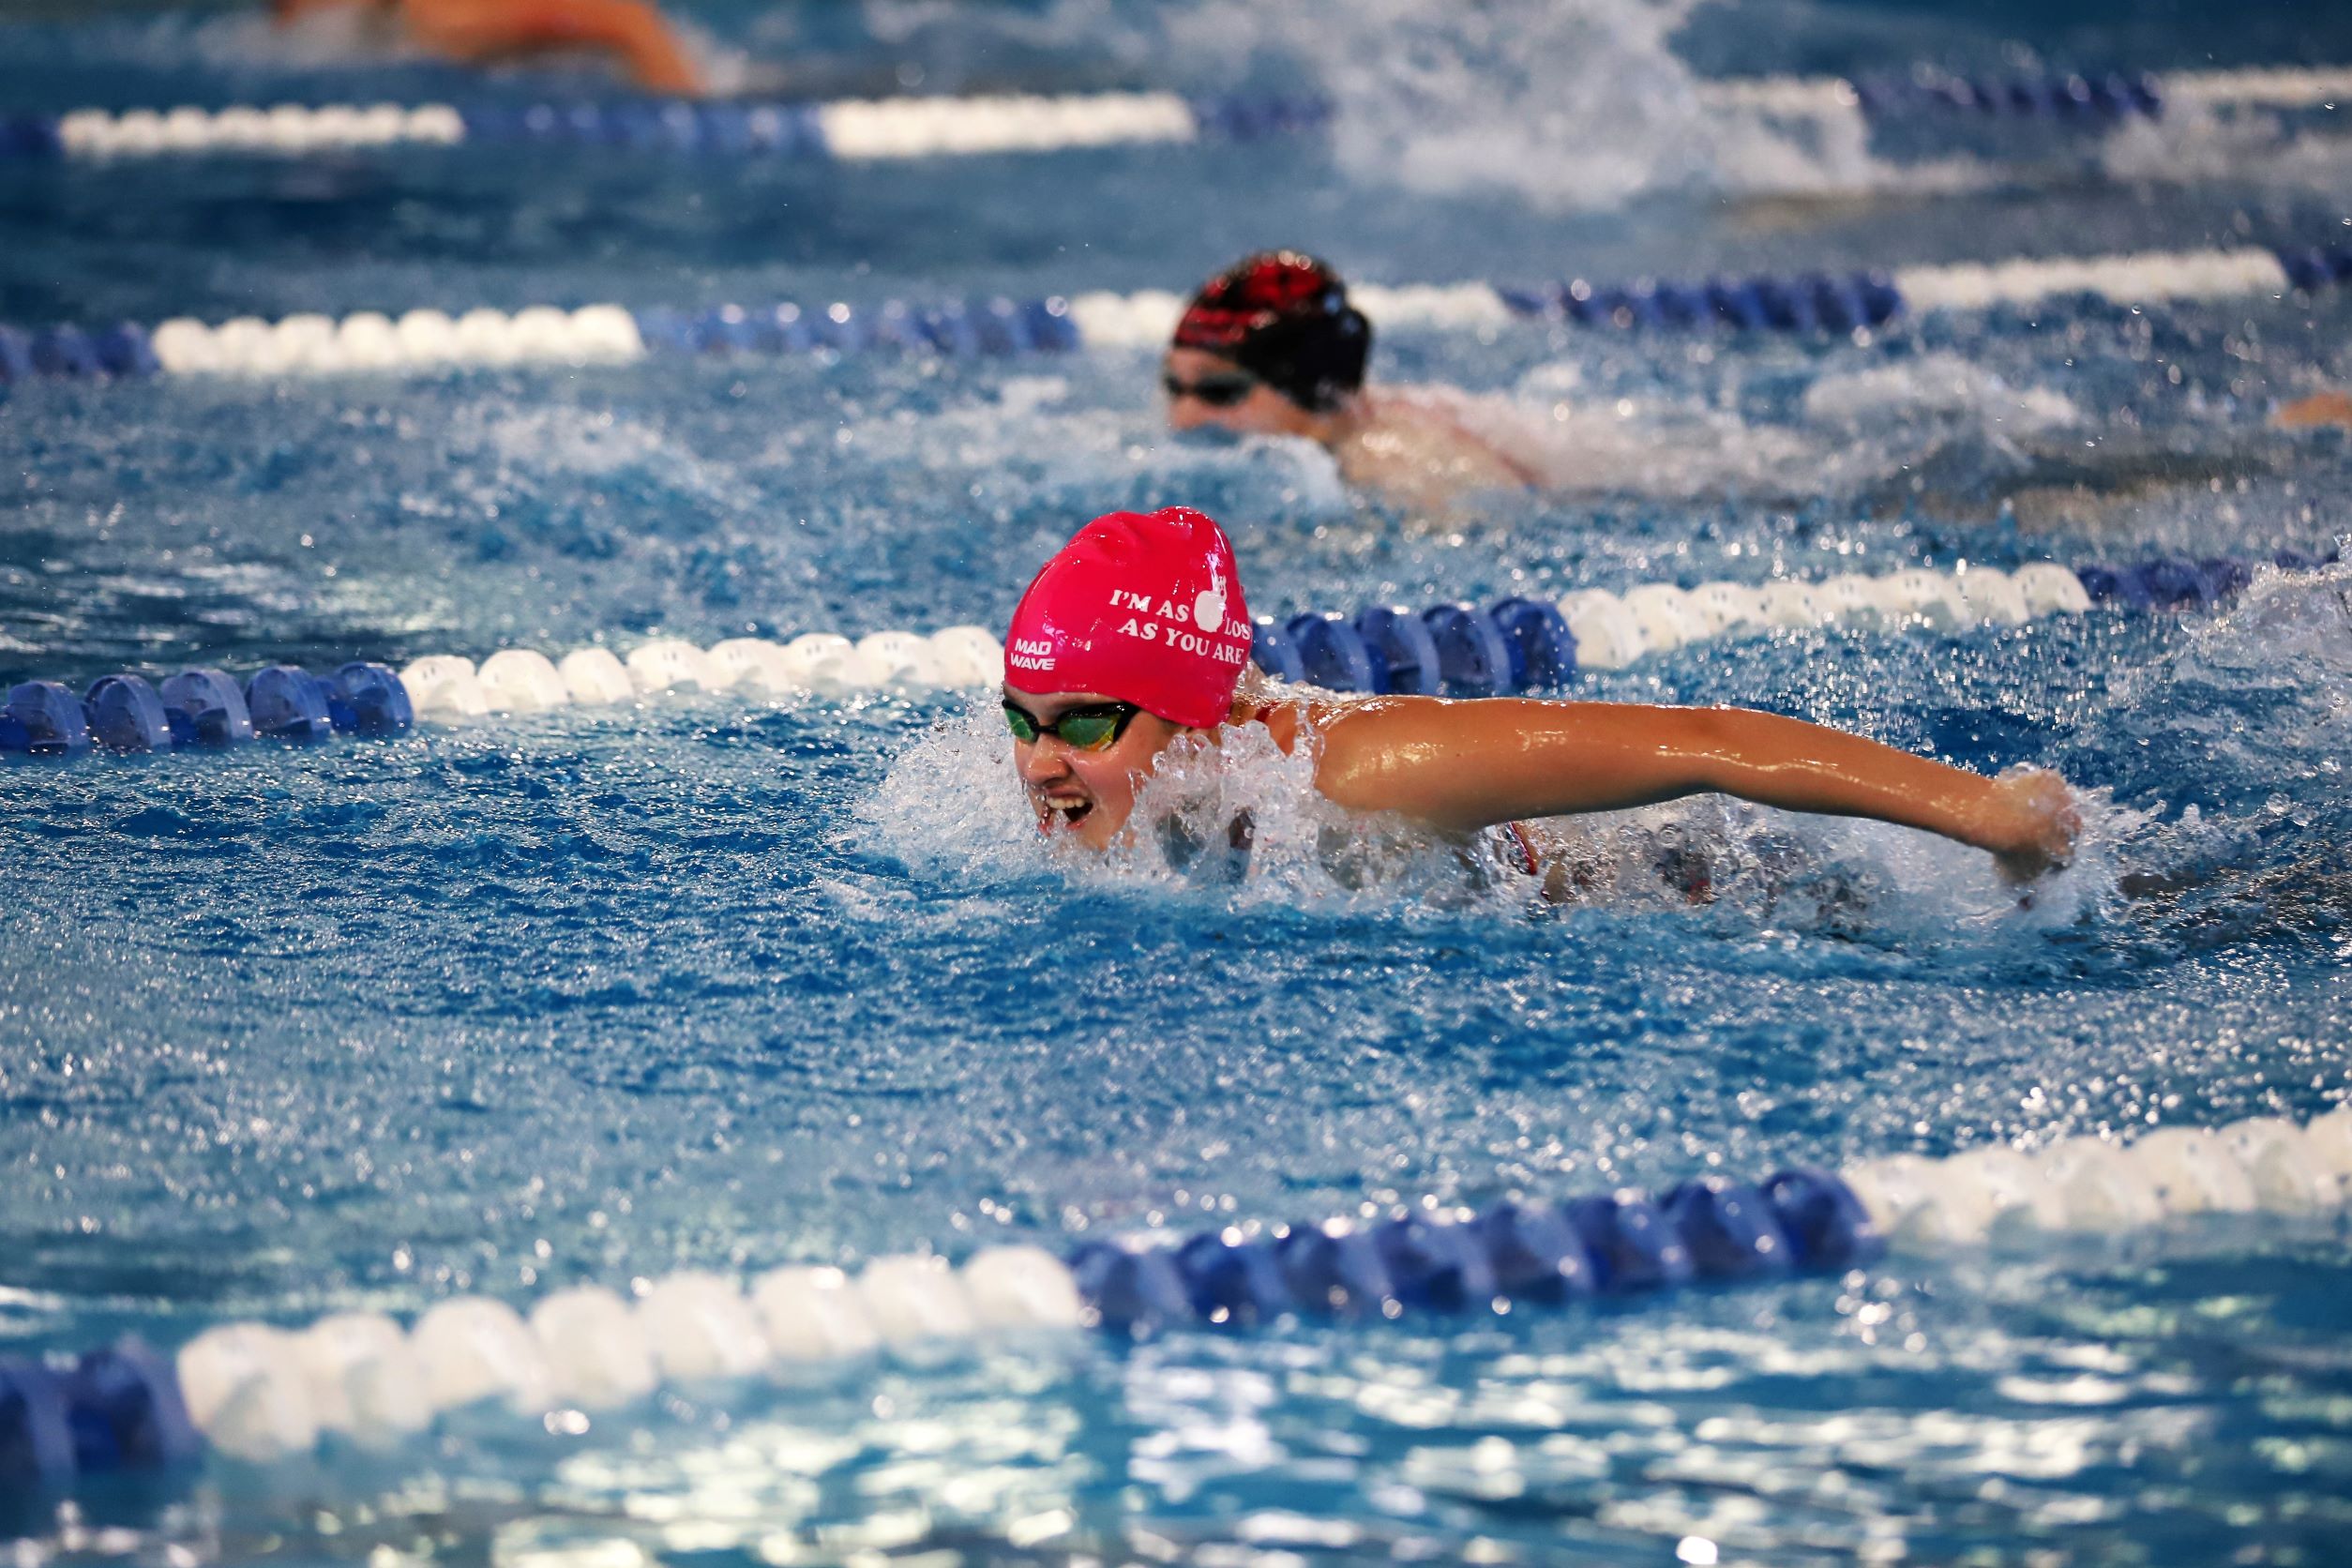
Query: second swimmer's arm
400 0 704 94
1306 697 2078 878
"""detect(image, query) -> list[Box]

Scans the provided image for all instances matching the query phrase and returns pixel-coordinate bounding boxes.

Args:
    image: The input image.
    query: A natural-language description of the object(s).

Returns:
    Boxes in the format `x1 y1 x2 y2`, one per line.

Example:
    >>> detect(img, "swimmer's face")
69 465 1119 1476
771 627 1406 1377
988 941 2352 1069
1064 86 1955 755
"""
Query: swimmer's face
1004 685 1187 851
1162 348 1322 439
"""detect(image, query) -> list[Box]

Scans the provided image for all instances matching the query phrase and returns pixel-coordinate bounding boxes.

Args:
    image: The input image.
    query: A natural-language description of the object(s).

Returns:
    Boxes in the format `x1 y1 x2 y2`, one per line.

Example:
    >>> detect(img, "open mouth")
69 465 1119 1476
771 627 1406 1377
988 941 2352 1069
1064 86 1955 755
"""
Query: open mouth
1037 795 1094 832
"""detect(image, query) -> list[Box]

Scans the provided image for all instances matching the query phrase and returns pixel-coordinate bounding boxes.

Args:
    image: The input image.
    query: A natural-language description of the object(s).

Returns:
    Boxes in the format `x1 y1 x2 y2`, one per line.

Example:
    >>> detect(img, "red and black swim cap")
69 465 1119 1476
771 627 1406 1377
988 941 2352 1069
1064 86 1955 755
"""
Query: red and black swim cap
1171 251 1371 414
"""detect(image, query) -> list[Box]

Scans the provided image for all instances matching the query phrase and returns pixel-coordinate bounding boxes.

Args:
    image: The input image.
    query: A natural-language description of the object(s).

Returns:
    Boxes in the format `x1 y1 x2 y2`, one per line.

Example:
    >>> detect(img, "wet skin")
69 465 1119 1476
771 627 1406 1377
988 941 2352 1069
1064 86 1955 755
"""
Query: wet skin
1005 686 1193 852
272 0 703 94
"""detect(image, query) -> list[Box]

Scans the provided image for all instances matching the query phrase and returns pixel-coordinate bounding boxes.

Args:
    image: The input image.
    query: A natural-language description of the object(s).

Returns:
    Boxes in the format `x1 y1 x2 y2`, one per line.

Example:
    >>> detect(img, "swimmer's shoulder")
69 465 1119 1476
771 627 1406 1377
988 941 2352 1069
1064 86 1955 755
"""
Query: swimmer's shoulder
1342 384 1548 495
1237 691 1445 761
1239 696 1308 753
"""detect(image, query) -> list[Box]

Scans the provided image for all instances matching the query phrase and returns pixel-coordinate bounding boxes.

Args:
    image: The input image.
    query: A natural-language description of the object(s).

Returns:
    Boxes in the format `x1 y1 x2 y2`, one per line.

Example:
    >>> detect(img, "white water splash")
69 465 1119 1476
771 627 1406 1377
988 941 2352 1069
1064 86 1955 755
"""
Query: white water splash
1153 0 1922 211
830 380 1355 522
2099 101 2352 192
1801 353 2081 436
862 695 2116 943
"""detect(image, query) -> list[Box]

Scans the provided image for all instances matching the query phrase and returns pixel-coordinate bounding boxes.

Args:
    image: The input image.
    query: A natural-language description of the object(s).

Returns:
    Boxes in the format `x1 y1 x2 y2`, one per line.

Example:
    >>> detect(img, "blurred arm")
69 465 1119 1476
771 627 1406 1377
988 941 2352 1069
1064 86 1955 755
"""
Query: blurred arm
400 0 704 95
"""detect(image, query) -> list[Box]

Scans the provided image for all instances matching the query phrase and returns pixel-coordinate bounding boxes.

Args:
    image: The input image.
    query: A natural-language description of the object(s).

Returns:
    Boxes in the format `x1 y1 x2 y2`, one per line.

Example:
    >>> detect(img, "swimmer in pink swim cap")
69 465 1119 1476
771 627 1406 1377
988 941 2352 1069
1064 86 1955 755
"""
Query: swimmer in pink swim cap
1003 506 2081 880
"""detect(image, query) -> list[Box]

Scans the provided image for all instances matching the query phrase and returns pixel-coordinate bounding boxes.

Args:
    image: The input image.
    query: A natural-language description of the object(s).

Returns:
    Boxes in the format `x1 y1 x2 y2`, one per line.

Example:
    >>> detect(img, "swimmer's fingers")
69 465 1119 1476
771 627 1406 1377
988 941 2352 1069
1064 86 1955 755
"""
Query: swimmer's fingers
1986 769 2082 882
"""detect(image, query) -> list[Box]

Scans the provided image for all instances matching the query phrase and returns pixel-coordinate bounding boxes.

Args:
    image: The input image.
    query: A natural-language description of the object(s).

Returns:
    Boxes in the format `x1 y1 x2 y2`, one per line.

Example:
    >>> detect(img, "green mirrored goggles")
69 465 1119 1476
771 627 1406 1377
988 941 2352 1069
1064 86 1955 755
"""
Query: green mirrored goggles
1002 700 1141 752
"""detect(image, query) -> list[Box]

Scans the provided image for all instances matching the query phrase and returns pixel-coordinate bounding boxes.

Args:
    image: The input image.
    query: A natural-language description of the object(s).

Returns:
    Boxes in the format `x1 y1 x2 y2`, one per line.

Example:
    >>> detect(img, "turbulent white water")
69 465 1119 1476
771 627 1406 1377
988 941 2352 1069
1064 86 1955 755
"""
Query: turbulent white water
1153 0 1889 210
818 348 2089 518
864 693 2125 945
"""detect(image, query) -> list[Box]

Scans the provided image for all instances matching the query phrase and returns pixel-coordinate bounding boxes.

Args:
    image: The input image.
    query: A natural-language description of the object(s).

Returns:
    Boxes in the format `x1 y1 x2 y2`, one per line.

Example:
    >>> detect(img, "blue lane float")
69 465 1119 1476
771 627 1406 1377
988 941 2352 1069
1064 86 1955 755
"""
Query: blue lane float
1500 271 1905 334
0 1361 77 1493
1 682 91 755
157 668 254 746
0 663 409 758
0 322 161 384
630 294 1080 360
1851 69 2165 121
458 98 829 156
2072 549 2317 611
83 674 173 751
0 1339 197 1496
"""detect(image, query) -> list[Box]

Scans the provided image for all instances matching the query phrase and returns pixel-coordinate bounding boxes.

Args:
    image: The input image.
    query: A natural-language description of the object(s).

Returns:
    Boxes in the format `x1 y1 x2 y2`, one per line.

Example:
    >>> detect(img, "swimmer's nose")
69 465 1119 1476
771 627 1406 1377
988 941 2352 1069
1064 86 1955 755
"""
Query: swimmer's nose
1014 737 1072 785
1167 398 1207 432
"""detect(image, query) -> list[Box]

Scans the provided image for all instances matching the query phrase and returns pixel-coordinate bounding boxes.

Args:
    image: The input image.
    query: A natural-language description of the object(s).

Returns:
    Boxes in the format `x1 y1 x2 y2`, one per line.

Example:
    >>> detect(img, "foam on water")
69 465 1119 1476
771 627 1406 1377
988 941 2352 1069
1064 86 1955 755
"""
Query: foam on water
828 376 1357 526
832 351 2099 527
1801 352 2082 436
1349 352 2090 504
2097 100 2352 191
1156 0 1919 211
2123 560 2352 819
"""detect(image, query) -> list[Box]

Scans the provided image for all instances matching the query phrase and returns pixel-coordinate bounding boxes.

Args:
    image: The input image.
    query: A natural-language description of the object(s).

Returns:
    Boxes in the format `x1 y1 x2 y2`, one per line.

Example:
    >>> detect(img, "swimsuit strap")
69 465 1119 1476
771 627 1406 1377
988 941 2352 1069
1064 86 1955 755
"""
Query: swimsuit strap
1505 820 1541 878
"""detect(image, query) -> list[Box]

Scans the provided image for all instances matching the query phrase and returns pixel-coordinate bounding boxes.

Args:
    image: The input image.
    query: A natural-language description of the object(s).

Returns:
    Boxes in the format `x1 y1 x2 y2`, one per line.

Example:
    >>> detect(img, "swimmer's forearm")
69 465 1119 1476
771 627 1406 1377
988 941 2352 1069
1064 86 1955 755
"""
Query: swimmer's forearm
1313 699 2011 850
1632 704 2012 849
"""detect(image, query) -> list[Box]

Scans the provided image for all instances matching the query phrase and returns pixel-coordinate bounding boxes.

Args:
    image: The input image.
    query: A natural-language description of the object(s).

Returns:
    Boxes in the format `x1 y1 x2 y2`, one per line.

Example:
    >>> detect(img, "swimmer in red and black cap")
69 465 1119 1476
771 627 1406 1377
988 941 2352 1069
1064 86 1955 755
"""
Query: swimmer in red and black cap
1003 506 2081 882
1164 251 1548 512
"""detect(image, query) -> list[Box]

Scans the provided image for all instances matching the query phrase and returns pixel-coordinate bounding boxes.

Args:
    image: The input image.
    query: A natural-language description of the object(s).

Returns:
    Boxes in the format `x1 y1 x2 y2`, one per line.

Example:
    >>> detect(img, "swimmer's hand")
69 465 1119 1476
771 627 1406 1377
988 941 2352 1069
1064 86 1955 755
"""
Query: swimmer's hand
1973 768 2081 882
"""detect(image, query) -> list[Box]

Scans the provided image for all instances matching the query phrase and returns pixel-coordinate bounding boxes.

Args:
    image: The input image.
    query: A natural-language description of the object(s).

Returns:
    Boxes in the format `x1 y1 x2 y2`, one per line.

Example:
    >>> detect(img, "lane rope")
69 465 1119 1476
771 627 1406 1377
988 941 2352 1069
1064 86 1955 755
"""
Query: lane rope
1700 64 2352 121
3 64 2343 165
1 1104 2343 1485
5 550 2329 760
0 91 1320 164
0 240 2341 389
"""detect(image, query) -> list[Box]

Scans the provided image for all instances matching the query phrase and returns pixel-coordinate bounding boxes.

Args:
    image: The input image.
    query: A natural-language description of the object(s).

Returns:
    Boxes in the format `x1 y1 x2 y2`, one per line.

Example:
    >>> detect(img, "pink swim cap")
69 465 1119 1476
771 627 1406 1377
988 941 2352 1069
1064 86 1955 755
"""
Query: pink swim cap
1003 506 1255 730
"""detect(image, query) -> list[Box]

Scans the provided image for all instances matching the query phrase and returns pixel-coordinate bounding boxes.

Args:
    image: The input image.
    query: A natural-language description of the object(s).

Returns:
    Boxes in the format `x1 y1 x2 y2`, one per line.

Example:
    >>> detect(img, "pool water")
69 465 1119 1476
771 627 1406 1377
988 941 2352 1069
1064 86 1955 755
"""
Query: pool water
5 1 2352 1562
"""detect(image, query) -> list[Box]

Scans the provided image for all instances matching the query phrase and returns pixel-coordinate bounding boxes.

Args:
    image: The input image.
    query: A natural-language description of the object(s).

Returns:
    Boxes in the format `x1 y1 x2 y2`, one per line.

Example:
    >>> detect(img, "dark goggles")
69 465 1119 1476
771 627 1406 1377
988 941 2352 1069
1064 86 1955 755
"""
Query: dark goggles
1002 699 1142 752
1161 370 1259 409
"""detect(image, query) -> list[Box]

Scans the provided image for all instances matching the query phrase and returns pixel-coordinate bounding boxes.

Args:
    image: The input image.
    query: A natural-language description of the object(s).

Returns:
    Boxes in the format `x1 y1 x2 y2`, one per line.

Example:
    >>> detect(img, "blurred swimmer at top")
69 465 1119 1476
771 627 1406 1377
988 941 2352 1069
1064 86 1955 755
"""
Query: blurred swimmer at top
271 0 703 96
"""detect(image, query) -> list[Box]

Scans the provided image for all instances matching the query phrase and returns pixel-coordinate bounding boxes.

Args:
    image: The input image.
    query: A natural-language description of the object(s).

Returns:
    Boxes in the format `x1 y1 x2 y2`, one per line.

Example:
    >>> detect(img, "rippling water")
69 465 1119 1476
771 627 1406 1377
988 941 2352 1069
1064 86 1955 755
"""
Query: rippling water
6 0 2352 1561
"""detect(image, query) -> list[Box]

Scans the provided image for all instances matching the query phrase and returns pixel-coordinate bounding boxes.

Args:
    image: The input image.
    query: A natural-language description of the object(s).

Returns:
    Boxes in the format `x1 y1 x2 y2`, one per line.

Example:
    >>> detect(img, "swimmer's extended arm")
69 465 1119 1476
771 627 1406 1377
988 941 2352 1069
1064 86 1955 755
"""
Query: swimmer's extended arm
398 0 703 95
1302 697 2078 879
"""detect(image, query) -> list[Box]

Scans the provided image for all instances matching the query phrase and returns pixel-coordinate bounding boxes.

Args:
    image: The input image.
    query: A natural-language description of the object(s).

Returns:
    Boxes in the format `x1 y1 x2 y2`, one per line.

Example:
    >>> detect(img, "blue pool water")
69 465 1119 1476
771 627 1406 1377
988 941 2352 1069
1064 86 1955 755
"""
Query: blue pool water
6 1 2352 1561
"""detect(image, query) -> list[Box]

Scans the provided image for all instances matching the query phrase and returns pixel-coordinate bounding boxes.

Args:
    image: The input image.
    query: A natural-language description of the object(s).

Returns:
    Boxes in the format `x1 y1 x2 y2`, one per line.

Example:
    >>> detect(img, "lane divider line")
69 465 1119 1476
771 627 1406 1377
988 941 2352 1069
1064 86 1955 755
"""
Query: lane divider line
6 550 2330 760
2 240 2344 390
5 63 2343 166
1704 64 2352 121
0 91 1325 164
2 1105 2343 1484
